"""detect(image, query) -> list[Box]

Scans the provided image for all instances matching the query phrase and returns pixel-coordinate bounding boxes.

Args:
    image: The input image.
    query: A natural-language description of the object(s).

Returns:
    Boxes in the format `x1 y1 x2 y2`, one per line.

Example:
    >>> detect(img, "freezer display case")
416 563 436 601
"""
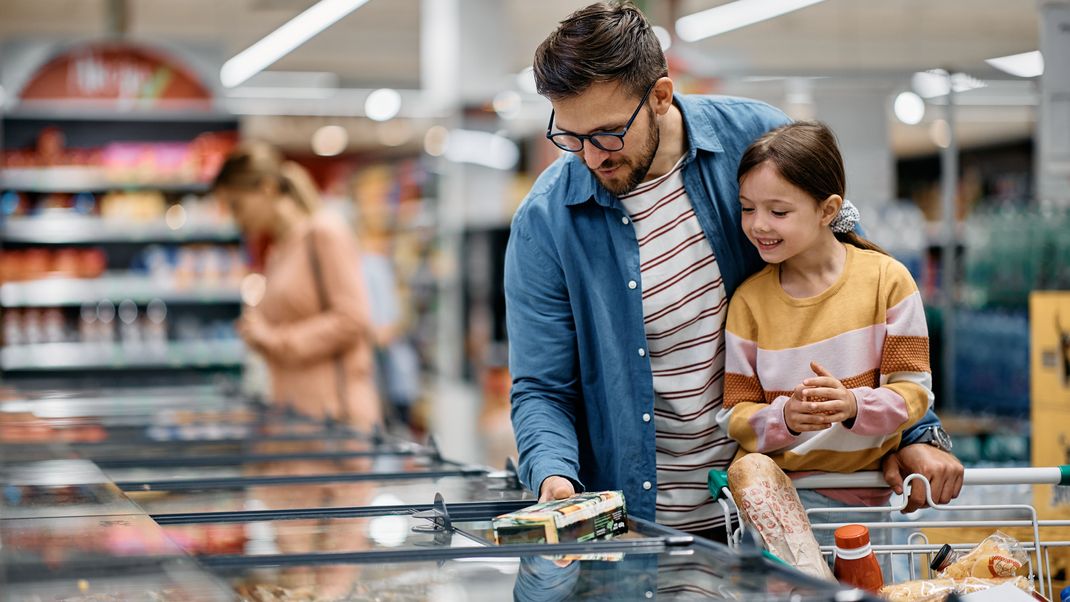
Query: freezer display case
0 511 234 600
1 388 870 601
164 495 867 601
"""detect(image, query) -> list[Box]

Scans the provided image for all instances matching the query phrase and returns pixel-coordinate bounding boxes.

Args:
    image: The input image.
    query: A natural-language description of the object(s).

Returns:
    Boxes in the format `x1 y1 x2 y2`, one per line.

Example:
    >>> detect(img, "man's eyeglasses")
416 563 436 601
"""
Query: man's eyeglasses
546 81 656 153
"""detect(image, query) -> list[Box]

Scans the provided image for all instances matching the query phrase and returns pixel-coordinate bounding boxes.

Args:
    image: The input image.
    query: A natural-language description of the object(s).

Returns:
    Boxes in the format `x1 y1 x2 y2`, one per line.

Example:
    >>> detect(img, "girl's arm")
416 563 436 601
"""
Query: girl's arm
843 261 933 437
717 300 800 454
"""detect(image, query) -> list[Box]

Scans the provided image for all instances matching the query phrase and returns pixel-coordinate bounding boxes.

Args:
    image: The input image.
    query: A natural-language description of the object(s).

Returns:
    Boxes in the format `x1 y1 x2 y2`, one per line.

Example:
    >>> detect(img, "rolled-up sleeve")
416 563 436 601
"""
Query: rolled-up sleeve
505 209 585 496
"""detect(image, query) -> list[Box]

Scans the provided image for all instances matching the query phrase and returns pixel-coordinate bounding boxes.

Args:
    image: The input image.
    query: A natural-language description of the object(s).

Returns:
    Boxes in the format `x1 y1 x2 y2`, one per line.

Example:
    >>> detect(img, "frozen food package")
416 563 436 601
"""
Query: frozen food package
492 491 627 545
879 575 1034 602
938 530 1028 579
727 453 836 581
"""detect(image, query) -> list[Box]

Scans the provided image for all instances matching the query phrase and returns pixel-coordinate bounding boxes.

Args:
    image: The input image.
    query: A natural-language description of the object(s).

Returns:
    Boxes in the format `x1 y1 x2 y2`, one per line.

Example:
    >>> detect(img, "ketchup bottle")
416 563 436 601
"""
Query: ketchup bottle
833 524 884 592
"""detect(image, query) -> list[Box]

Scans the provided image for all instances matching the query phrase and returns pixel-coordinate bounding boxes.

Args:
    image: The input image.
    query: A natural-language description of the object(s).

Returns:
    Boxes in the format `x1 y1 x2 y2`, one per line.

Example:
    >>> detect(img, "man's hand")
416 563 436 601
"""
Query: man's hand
882 444 964 513
539 475 576 503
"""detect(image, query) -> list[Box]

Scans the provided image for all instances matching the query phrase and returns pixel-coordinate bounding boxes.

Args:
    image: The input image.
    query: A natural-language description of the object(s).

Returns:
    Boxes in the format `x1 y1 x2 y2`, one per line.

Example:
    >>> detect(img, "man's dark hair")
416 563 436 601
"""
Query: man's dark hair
533 1 668 100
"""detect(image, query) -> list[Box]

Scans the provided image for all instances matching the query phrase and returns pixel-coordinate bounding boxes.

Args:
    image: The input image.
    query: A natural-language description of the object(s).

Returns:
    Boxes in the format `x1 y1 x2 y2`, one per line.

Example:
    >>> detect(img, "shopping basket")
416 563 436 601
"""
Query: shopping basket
708 465 1070 600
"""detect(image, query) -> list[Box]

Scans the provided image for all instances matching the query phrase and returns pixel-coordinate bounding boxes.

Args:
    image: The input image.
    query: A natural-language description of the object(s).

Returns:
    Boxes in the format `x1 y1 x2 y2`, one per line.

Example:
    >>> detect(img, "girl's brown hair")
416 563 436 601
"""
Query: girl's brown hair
737 121 886 255
212 142 321 215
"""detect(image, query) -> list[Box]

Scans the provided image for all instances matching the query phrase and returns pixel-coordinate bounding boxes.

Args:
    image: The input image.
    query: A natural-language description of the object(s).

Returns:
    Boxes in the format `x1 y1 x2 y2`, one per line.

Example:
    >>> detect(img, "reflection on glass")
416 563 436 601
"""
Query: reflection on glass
1 515 187 568
219 547 841 601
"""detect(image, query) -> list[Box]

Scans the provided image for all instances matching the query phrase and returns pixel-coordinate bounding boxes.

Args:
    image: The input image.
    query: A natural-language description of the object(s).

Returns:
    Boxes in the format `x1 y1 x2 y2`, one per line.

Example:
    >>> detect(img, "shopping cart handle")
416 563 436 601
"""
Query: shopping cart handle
708 469 731 501
790 465 1070 489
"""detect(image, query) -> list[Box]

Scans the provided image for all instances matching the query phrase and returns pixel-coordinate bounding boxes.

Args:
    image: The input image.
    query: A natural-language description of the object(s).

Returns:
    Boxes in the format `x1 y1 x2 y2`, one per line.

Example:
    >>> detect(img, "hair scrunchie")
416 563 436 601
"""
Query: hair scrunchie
830 199 860 234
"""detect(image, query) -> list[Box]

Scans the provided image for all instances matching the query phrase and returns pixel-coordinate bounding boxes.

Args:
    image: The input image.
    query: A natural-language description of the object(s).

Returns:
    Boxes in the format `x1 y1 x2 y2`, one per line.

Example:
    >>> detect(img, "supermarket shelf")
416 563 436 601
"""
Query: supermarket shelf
1 216 239 243
0 340 245 371
1 274 241 307
3 105 237 123
1 167 211 193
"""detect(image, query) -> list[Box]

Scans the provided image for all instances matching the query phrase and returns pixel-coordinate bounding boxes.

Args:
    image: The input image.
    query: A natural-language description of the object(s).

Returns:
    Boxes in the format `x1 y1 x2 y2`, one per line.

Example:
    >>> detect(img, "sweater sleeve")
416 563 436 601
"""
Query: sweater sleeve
716 292 799 453
846 260 933 437
258 219 373 365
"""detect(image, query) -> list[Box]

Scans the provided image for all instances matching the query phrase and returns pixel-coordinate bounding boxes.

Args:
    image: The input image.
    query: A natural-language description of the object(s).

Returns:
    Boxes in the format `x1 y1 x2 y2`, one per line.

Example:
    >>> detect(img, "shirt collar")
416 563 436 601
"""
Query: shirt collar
562 93 723 207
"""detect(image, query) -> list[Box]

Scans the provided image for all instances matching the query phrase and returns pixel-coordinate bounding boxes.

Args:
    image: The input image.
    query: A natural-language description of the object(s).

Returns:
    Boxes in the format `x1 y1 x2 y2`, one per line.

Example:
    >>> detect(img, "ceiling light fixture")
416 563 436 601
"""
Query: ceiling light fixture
893 92 925 125
365 88 402 121
444 129 519 171
652 26 672 51
516 67 538 95
911 70 987 99
986 50 1044 78
220 0 370 88
675 0 827 42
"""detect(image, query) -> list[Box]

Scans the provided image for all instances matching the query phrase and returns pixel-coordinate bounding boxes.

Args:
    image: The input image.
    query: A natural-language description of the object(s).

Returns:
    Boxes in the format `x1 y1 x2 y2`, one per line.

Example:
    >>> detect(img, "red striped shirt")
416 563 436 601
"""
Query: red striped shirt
619 156 734 530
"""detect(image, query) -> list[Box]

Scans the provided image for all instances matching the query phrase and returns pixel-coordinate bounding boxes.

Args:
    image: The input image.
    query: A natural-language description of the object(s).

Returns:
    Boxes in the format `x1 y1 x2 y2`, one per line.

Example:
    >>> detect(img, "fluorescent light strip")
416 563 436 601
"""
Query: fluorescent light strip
985 50 1044 78
220 0 370 88
676 0 827 42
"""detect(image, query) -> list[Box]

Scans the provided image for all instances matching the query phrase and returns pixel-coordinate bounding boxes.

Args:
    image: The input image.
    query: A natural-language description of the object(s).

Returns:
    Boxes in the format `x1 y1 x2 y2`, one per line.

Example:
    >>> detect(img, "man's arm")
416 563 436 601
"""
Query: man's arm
884 408 964 511
899 409 940 447
505 212 585 498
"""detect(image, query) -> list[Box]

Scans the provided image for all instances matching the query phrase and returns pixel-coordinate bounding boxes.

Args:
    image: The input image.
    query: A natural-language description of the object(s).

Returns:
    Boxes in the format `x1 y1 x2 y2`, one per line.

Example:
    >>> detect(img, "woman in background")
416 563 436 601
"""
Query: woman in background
213 142 381 430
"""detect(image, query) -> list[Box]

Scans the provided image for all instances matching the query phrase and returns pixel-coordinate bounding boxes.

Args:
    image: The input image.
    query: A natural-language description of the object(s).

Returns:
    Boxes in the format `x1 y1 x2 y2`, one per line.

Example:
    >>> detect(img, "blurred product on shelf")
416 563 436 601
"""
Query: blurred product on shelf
964 207 1070 309
1 129 238 187
3 302 236 347
856 200 927 281
0 248 108 282
100 190 166 220
135 244 247 289
953 310 1030 417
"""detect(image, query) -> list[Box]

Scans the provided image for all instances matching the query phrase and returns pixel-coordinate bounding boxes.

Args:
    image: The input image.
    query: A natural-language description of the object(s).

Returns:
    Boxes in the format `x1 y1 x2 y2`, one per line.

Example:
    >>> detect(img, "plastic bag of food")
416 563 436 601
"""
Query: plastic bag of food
938 530 1028 579
880 575 1033 602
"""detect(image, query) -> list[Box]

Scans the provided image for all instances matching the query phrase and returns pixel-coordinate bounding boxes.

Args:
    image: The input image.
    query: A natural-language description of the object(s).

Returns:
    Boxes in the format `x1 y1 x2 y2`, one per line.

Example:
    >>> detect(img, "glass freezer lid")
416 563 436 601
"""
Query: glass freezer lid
75 437 426 468
1 557 235 602
105 457 468 489
1 459 142 519
135 474 532 516
0 514 188 571
163 513 492 558
106 455 482 492
211 545 854 602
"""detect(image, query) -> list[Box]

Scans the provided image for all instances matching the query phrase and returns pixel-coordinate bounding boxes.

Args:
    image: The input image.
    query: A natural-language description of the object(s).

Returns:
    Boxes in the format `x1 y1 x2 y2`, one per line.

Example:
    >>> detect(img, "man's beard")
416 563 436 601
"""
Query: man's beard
591 107 659 196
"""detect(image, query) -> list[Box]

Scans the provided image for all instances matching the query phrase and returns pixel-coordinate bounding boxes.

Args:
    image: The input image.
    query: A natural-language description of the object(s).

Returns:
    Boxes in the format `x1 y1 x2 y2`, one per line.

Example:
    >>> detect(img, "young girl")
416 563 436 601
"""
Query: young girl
716 121 934 529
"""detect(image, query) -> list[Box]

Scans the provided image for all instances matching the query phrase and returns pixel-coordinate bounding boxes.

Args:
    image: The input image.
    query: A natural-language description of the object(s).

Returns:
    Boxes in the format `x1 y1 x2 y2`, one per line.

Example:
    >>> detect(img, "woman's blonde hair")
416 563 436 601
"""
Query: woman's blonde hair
213 141 321 214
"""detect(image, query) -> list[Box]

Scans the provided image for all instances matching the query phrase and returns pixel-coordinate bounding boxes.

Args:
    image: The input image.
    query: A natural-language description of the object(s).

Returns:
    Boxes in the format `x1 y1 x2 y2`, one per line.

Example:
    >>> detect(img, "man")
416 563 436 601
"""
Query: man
504 1 962 539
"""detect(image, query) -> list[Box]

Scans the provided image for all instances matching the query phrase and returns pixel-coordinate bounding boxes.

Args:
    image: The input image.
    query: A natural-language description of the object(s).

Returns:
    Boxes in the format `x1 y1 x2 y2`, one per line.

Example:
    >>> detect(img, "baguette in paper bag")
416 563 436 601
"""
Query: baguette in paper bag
727 453 835 581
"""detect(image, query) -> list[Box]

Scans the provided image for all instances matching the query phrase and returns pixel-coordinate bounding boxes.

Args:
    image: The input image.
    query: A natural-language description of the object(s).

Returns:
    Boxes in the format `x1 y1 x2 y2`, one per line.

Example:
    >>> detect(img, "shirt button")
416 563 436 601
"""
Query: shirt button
638 348 646 357
628 280 637 290
642 413 651 423
642 481 652 490
621 216 630 225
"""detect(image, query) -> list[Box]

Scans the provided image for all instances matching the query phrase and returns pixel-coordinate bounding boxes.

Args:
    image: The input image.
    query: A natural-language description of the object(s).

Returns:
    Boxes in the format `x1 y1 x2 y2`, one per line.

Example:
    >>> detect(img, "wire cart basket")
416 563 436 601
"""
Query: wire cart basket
709 465 1070 600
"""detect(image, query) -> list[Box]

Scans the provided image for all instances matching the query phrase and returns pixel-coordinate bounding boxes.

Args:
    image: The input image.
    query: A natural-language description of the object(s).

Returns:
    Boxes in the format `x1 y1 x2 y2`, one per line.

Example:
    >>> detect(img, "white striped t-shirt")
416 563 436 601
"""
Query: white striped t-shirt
619 157 734 532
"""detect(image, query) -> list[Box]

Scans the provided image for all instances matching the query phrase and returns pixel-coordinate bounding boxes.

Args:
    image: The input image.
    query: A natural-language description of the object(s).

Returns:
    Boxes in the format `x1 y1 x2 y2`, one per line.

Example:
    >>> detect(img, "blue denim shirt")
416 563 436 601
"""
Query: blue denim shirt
505 94 941 521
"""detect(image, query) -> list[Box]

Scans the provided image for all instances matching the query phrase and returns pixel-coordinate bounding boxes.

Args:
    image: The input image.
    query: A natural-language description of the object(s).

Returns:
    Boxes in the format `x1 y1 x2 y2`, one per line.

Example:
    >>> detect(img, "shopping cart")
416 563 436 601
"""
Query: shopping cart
709 465 1070 600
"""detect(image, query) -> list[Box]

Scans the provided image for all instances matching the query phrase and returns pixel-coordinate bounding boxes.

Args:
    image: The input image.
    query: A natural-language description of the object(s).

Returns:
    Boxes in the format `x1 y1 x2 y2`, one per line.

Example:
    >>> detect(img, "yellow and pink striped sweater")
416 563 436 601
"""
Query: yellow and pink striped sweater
716 245 933 499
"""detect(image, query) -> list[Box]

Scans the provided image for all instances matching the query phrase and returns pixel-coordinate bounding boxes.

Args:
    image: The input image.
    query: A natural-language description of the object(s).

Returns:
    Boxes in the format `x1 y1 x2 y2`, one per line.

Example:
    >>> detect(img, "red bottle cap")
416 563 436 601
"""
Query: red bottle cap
834 524 871 550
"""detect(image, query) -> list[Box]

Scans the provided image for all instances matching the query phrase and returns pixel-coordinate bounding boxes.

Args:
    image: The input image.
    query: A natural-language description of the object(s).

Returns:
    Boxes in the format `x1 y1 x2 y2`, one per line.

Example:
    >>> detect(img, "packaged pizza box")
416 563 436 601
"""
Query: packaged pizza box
492 490 628 545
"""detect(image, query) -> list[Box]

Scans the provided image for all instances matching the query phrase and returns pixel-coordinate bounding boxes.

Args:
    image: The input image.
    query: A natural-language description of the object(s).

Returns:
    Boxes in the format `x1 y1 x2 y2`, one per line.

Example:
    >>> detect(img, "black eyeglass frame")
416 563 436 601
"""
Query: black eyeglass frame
545 81 657 153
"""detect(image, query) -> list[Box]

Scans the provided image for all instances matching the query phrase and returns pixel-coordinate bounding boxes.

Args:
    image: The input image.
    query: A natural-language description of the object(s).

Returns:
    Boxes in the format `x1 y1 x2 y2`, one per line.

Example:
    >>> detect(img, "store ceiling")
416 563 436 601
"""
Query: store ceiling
0 0 1042 155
